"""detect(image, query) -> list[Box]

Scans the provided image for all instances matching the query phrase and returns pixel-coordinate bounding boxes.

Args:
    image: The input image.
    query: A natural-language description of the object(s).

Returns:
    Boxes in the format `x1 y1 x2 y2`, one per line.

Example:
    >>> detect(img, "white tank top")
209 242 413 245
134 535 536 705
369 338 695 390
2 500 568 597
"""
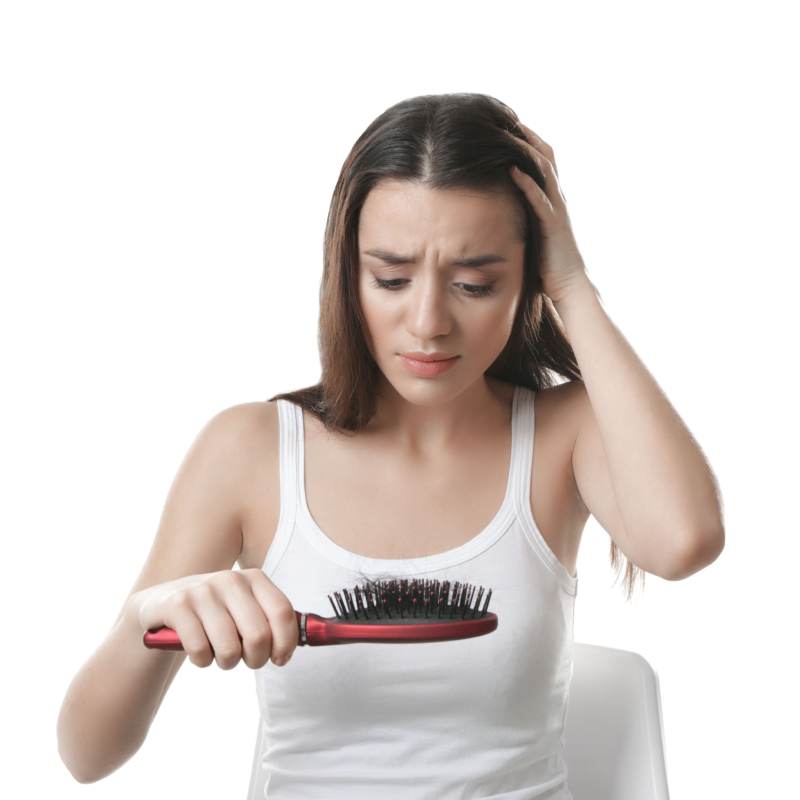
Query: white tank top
247 384 578 799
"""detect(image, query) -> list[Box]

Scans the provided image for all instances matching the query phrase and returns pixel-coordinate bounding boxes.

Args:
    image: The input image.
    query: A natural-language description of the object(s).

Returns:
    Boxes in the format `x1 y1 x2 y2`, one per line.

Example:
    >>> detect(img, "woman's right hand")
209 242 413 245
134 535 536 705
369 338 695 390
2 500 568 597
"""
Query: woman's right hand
126 569 299 670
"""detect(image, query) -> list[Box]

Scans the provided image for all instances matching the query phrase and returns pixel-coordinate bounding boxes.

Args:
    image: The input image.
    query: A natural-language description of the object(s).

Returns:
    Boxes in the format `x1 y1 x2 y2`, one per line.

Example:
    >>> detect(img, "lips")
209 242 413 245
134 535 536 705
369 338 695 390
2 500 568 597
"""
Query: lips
400 352 458 362
398 353 460 377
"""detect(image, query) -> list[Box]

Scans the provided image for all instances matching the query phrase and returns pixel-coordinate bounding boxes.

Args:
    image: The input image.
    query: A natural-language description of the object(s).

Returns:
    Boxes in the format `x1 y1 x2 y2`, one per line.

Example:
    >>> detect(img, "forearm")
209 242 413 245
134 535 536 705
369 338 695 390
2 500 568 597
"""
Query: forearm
57 603 185 783
553 275 724 549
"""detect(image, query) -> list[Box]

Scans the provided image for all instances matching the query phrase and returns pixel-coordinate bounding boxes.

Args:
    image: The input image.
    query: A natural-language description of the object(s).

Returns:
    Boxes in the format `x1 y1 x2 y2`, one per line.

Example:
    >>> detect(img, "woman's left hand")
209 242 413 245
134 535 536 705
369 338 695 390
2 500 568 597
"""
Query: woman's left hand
507 122 590 304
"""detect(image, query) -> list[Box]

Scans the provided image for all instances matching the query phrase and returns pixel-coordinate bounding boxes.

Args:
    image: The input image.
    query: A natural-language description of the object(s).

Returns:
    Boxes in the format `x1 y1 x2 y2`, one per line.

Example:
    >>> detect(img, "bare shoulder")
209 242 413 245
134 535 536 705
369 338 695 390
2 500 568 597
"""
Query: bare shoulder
224 400 281 568
215 398 281 481
192 399 279 522
202 399 280 512
200 400 279 475
218 398 279 442
217 398 278 429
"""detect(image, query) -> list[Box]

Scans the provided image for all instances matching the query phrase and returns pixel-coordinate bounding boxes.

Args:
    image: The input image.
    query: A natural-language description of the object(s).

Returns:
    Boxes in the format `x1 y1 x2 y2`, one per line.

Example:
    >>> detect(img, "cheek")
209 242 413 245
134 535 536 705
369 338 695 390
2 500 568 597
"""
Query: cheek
357 282 393 351
471 306 514 346
359 283 403 331
478 286 521 322
359 292 389 330
470 292 522 348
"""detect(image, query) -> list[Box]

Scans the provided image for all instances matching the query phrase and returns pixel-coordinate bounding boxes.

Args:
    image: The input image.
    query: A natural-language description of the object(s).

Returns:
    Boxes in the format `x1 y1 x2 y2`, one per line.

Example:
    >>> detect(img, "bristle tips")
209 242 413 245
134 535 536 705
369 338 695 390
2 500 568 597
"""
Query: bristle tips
326 577 493 622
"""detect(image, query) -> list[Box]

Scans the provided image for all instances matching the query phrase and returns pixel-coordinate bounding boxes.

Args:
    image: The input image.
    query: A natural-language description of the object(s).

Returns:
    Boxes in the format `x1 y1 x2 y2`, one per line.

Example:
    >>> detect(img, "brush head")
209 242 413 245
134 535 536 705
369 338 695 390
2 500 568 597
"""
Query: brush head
326 577 493 624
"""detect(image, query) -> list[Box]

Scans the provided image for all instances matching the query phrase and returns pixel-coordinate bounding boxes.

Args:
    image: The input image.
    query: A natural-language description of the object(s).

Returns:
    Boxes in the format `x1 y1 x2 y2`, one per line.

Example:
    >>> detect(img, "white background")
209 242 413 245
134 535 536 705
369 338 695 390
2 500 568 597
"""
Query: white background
2 1 797 797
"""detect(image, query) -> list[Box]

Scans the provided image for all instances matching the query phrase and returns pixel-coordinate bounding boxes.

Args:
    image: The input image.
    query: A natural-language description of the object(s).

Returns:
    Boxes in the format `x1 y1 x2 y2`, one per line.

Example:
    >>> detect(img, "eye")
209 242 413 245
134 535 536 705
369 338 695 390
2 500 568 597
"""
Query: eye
370 277 496 297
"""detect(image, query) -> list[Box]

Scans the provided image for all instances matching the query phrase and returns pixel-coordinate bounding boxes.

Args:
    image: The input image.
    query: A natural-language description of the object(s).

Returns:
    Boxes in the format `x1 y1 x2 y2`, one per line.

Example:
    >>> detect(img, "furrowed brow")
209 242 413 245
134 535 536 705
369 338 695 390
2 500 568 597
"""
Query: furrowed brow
362 248 507 268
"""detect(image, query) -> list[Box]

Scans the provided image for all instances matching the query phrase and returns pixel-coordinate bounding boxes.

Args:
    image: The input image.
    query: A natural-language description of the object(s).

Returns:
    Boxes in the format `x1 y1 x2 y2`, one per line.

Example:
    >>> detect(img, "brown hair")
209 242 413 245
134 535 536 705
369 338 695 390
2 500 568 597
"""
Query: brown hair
269 92 644 599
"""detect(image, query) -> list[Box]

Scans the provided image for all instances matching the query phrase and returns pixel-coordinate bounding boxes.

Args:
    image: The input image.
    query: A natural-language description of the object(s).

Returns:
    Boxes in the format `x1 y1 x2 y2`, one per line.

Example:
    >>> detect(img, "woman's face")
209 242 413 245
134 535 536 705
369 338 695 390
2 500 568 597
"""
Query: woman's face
358 179 525 399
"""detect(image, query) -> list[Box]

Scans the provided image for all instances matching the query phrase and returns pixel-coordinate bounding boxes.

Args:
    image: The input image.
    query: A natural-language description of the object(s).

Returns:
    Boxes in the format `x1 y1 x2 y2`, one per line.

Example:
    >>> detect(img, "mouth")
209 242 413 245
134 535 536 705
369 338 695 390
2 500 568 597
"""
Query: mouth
398 353 459 363
397 353 461 376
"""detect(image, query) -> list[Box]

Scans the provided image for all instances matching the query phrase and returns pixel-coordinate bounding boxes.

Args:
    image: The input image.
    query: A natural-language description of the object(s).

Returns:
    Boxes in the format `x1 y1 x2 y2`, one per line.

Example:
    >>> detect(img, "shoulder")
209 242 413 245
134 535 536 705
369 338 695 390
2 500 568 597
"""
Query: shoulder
206 399 277 440
200 400 279 476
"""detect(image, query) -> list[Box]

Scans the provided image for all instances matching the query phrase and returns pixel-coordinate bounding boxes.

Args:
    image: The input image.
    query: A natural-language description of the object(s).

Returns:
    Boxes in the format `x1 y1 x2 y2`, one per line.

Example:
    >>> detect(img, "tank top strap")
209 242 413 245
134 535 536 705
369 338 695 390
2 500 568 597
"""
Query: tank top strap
261 398 302 576
276 398 302 523
509 385 536 516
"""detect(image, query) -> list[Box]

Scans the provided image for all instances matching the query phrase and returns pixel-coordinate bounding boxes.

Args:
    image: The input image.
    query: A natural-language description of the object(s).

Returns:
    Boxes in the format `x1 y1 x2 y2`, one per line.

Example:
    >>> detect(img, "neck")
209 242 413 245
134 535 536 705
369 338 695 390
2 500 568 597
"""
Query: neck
366 375 511 457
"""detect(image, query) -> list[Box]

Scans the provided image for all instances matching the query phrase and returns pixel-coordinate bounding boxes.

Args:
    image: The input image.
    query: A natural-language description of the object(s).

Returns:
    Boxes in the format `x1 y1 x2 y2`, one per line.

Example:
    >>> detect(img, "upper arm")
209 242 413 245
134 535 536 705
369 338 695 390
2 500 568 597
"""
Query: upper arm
568 380 641 570
570 381 722 580
114 403 263 675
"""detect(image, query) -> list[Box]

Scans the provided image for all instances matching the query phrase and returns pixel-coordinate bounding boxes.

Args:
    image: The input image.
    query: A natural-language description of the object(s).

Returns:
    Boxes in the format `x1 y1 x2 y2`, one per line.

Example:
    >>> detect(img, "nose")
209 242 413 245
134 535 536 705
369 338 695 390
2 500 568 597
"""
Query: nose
404 274 453 340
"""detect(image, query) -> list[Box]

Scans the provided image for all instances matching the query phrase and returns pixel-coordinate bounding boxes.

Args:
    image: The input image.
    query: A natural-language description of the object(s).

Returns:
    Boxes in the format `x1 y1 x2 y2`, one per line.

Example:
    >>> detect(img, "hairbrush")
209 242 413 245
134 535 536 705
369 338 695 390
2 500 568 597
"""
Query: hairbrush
142 577 497 650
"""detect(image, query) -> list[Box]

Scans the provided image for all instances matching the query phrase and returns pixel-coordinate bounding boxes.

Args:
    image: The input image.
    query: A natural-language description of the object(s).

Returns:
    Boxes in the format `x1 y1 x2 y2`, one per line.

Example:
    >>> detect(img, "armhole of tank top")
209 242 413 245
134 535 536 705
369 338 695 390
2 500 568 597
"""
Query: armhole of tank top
261 398 299 579
515 387 579 596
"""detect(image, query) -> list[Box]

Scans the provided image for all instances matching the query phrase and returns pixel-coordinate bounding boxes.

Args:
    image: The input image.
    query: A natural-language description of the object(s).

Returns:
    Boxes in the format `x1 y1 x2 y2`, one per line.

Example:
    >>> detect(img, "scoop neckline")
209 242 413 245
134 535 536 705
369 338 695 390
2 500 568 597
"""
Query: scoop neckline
294 385 522 575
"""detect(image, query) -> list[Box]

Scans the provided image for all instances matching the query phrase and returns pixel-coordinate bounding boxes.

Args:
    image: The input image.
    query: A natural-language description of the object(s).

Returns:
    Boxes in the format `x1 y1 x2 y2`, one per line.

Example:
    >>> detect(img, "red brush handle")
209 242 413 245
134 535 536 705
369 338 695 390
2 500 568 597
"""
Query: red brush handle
143 610 498 649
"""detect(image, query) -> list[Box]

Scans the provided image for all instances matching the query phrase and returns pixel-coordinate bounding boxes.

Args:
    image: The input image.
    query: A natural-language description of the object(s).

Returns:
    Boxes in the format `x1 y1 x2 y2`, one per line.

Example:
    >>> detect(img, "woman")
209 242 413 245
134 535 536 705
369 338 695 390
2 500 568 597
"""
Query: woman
57 93 725 797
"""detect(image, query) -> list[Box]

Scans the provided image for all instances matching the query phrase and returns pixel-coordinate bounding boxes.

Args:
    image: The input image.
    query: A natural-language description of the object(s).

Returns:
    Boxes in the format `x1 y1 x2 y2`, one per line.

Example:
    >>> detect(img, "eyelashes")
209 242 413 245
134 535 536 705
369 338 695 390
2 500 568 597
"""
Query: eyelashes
370 277 496 298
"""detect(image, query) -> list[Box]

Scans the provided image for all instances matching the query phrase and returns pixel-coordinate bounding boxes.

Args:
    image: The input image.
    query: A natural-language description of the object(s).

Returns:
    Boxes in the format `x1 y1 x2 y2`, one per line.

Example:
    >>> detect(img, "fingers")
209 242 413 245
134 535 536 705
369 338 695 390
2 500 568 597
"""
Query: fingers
510 165 556 218
249 570 299 666
163 590 217 668
519 122 555 160
504 123 566 213
503 123 559 180
219 570 299 669
210 571 271 669
154 569 298 671
191 581 243 669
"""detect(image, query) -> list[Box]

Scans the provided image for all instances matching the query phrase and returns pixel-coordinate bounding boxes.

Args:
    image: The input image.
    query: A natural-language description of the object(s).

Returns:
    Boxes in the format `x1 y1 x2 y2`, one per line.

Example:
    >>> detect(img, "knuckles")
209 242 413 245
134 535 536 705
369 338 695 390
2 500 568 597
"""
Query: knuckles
171 569 298 670
246 627 272 649
188 649 214 668
218 570 248 590
214 645 242 669
168 592 193 611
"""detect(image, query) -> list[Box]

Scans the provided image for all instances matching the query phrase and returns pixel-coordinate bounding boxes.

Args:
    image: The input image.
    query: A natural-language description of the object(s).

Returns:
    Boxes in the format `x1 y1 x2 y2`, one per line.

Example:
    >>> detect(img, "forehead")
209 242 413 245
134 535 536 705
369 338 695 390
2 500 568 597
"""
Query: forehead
359 179 520 248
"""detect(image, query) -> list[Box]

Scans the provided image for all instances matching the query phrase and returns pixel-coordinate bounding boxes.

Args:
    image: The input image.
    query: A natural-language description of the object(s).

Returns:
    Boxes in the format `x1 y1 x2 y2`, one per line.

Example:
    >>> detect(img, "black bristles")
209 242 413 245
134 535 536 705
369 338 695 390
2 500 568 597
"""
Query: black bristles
325 577 493 623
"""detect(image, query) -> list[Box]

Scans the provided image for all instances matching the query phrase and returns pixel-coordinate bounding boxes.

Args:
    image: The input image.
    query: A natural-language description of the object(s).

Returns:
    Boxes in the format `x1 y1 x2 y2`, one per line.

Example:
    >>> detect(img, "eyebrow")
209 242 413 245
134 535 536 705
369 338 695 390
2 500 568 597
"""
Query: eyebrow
362 248 508 268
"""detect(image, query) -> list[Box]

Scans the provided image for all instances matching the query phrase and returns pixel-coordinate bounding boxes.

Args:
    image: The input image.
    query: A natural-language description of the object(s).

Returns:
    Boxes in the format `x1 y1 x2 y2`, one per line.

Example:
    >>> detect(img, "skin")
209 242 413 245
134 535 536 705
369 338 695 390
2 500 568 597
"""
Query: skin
357 178 526 457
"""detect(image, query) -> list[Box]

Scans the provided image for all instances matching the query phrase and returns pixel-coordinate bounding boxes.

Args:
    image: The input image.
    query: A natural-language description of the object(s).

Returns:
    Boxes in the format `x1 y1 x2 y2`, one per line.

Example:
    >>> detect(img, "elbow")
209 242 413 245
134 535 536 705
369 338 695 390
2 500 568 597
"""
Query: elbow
68 769 99 786
58 747 117 785
58 737 137 784
58 743 97 785
57 710 125 785
58 733 99 785
665 527 725 581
